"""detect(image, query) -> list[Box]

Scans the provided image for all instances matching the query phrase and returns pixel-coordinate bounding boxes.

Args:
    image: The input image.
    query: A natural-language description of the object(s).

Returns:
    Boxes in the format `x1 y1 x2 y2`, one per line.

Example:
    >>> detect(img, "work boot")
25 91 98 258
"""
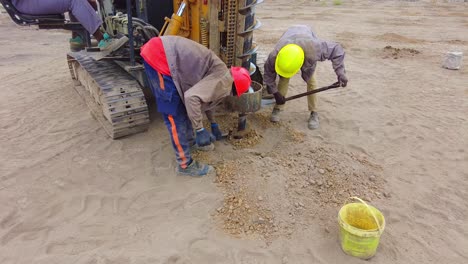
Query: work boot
270 108 282 123
69 36 85 52
98 33 128 52
308 111 319 130
177 160 214 177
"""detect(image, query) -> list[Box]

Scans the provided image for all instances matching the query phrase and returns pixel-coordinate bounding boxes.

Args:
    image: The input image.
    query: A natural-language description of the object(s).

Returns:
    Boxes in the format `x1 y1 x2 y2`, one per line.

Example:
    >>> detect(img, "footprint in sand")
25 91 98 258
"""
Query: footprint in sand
46 239 105 255
151 142 176 175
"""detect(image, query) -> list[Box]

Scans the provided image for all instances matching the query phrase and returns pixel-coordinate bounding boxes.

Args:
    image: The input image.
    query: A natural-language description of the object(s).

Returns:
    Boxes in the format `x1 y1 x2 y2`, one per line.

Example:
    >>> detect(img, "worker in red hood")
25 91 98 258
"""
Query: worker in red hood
140 36 251 177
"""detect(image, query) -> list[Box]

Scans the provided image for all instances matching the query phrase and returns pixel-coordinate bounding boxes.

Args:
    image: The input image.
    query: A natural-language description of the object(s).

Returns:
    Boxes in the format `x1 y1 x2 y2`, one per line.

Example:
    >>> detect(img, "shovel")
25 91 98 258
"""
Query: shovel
285 82 341 101
261 82 342 105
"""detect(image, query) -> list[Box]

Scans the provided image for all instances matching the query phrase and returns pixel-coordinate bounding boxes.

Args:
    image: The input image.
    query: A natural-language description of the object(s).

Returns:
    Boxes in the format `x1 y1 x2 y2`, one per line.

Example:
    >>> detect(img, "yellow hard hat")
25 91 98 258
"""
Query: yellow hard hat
275 44 305 78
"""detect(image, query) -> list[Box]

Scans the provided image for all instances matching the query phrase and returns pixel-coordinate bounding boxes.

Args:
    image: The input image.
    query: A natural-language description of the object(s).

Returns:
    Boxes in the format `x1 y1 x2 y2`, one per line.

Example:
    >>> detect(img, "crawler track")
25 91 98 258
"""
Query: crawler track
67 52 149 139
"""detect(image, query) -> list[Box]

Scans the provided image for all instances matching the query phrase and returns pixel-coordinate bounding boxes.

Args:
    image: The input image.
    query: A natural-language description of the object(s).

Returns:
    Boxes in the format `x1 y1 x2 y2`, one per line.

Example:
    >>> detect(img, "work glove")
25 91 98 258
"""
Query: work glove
273 92 286 105
210 123 223 141
337 74 348 87
196 128 216 147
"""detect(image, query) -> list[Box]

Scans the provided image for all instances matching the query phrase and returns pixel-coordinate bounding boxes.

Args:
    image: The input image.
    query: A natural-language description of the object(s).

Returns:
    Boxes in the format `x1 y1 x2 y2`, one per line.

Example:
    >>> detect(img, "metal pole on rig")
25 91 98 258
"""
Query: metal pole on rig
126 0 135 66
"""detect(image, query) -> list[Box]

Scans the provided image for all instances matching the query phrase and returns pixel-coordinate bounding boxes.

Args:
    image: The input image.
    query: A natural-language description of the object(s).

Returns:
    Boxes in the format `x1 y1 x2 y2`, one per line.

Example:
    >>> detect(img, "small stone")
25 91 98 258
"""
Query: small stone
257 196 264 201
317 180 323 186
54 180 65 187
229 205 234 210
309 179 316 185
257 217 265 224
298 202 305 207
318 169 325 174
383 192 391 198
216 207 223 212
129 225 141 236
325 226 330 233
369 175 376 182
294 202 300 208
244 204 250 209
282 256 289 264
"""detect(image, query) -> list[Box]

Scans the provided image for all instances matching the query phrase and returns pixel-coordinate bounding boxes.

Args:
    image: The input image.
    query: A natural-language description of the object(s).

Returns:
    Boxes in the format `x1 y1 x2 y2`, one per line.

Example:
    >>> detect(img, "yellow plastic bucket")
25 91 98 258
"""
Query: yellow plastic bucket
338 197 385 259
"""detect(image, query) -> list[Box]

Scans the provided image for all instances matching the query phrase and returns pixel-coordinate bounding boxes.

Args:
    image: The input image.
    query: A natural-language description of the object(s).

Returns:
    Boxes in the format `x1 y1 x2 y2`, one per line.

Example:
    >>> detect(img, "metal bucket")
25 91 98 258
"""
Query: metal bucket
224 81 263 113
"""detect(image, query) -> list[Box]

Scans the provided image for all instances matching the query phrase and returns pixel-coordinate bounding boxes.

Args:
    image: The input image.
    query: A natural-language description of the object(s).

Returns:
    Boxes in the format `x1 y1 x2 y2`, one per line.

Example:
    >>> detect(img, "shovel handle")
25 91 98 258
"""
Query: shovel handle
285 82 341 102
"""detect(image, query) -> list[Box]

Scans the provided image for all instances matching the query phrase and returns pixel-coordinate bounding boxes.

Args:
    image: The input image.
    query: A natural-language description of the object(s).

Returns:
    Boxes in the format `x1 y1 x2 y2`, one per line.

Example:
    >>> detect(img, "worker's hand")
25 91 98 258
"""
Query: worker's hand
338 74 348 87
273 92 286 105
210 123 223 140
196 128 216 147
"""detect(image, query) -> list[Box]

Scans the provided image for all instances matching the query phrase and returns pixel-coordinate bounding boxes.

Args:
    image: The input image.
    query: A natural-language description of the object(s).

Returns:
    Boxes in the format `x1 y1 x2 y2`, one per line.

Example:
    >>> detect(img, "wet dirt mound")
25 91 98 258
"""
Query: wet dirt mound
212 143 387 242
200 111 388 242
214 161 276 239
382 45 421 59
376 33 424 44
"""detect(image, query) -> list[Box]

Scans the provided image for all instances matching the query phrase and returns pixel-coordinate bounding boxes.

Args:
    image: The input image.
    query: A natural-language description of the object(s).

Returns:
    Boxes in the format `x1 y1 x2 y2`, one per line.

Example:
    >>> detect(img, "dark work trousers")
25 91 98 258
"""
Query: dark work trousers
144 62 193 169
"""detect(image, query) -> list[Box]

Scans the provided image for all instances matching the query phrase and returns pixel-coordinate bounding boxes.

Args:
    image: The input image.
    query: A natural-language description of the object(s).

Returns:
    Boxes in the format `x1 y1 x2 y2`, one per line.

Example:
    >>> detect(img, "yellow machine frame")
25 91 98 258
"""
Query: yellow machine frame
160 0 261 69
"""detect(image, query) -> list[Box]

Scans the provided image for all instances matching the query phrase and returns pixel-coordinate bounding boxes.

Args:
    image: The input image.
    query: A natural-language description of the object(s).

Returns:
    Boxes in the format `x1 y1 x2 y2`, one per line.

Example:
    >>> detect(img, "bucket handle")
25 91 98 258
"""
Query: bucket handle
346 196 383 235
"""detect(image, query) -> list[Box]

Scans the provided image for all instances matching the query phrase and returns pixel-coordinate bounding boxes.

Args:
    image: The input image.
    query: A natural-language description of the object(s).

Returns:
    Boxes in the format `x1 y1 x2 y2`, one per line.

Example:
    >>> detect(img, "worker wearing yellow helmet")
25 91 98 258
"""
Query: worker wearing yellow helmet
264 25 348 129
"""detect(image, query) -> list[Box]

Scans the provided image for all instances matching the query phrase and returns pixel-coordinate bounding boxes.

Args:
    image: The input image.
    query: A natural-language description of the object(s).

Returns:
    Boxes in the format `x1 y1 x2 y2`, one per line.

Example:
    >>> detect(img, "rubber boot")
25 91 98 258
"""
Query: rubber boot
308 111 319 130
270 108 282 123
177 160 214 177
69 36 85 52
98 33 128 52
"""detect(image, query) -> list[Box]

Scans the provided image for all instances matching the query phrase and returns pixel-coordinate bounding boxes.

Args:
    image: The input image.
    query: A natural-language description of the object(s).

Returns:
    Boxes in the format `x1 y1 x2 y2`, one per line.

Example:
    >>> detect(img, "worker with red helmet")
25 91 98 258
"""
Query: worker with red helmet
140 36 251 177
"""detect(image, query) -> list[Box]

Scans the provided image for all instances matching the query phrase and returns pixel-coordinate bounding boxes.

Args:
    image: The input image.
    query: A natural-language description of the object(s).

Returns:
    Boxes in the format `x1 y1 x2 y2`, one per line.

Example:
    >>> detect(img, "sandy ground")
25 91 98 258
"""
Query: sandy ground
1 0 468 263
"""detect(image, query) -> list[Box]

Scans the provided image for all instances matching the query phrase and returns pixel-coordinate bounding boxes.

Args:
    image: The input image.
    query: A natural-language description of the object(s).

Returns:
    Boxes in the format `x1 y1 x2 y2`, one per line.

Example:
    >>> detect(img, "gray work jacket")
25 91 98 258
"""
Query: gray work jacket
264 25 346 94
161 36 233 129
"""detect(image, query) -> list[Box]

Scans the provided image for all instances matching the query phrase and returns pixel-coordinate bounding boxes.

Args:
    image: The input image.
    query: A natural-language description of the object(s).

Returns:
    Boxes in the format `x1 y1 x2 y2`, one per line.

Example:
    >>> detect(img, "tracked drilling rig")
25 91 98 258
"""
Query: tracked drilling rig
0 0 263 138
71 0 264 138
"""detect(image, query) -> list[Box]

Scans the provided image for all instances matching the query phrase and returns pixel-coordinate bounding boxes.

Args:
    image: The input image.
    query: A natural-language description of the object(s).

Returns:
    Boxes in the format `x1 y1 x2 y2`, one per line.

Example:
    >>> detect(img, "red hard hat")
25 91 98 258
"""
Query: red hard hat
230 67 251 97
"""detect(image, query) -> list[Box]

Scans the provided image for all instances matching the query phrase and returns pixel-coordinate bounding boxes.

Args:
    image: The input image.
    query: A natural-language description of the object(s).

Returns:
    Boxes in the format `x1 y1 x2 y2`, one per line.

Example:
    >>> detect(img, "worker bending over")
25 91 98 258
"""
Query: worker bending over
140 36 251 177
265 25 348 129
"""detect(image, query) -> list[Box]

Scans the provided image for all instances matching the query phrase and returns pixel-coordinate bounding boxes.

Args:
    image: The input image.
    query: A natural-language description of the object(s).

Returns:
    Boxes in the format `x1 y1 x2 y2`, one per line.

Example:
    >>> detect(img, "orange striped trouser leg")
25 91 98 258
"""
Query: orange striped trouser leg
164 113 192 169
